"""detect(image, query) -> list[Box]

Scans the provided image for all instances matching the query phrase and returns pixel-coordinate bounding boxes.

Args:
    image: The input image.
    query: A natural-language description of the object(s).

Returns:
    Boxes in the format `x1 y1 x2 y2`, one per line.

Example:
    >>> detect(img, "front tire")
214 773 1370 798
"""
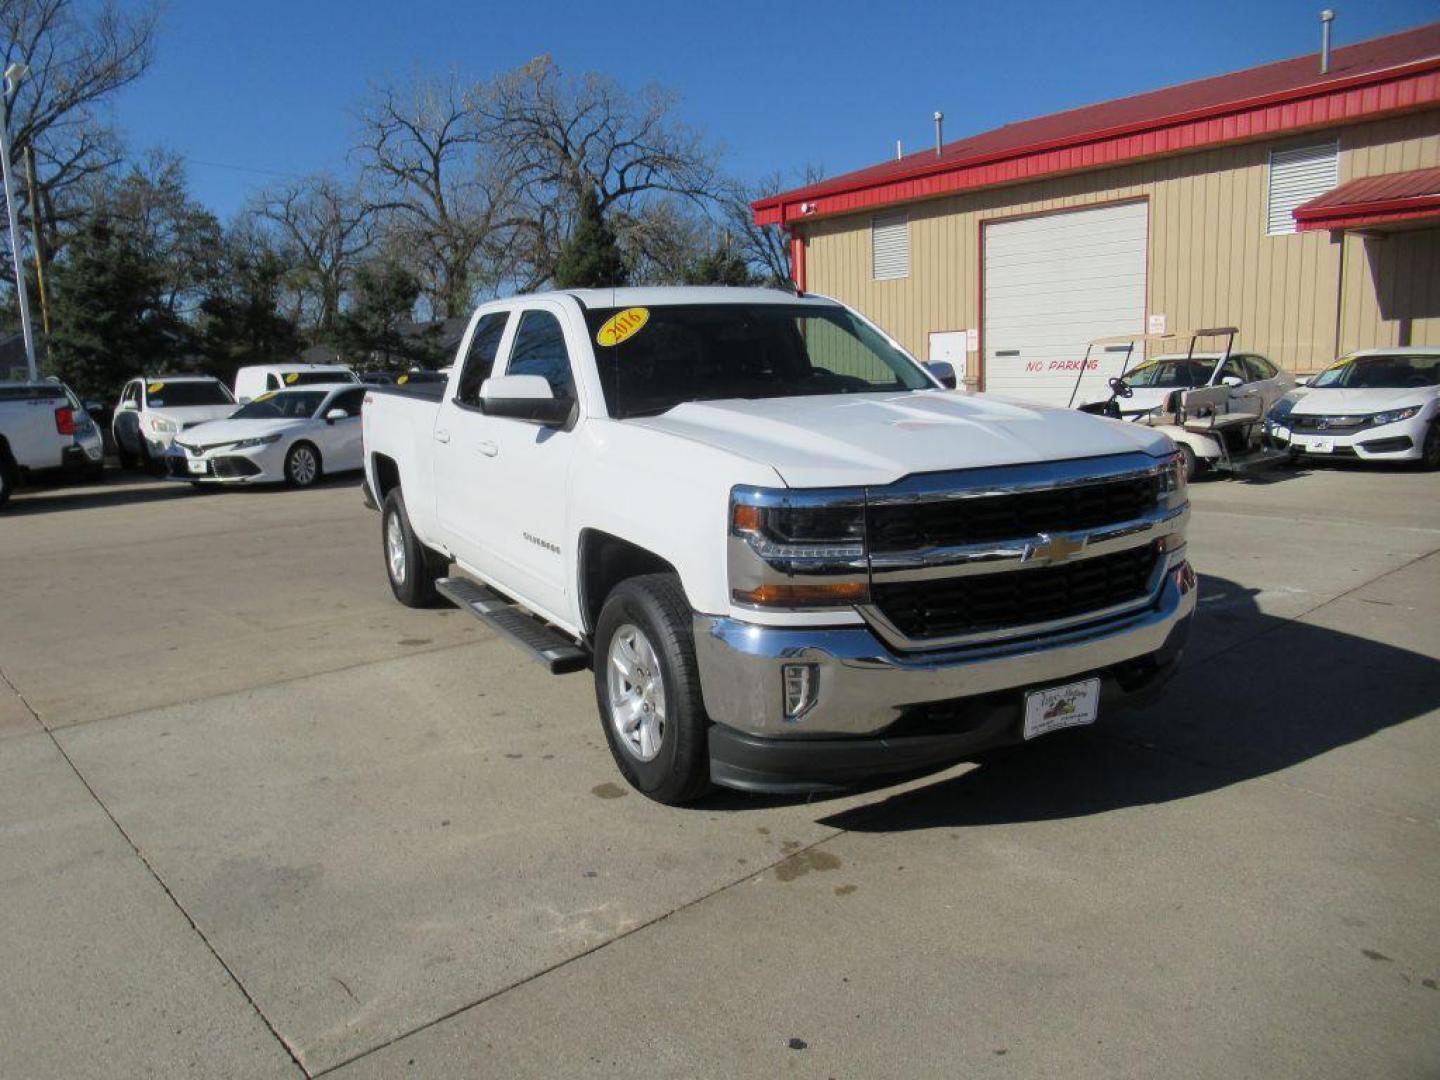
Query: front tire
593 574 710 805
285 442 321 487
382 489 445 607
1421 421 1440 471
1177 443 1198 483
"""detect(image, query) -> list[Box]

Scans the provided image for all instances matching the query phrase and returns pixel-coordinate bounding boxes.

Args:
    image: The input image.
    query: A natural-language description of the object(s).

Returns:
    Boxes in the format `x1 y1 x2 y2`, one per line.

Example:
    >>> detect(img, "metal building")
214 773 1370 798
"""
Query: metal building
753 23 1440 401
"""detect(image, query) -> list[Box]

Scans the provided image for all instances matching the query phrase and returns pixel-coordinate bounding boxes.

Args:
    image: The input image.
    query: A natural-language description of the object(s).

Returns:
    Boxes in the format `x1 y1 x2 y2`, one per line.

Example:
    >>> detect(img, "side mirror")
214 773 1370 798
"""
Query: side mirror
923 361 958 390
1108 376 1133 399
479 374 573 425
1220 375 1244 388
1296 376 1312 387
324 408 349 422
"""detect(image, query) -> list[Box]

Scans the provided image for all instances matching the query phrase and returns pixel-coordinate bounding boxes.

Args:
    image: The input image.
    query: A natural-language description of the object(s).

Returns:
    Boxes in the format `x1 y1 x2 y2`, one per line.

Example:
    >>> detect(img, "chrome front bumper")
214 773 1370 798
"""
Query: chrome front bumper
694 558 1197 739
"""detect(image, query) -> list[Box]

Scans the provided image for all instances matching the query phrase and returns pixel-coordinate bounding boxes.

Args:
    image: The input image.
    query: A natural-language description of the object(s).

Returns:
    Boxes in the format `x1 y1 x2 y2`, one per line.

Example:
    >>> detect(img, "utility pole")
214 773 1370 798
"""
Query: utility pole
0 62 36 380
23 145 48 335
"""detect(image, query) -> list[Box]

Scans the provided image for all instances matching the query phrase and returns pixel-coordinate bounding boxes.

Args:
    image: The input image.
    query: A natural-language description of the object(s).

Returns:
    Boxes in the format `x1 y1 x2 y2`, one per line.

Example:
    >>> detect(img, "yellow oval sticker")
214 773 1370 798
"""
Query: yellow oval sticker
284 372 300 384
397 374 409 385
147 382 165 394
596 307 650 348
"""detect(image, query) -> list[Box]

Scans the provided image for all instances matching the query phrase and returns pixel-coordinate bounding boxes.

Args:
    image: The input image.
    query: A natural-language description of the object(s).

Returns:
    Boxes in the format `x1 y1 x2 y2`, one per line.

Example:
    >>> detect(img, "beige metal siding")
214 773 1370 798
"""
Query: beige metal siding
799 111 1440 379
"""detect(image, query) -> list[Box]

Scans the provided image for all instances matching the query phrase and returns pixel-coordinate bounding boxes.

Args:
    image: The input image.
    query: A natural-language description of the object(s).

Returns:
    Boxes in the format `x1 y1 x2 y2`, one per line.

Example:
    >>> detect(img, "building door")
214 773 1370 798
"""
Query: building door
982 201 1148 406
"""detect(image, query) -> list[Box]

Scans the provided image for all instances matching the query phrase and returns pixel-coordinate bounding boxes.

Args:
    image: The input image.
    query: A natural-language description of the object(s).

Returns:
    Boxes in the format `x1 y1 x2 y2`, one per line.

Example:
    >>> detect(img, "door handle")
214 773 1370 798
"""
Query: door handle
434 429 450 444
477 441 498 457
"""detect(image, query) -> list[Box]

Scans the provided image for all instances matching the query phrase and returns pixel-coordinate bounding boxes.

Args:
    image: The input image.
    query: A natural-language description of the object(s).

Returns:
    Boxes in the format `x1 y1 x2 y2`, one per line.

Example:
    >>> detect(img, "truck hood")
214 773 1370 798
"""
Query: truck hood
628 391 1172 488
1287 386 1436 414
178 416 302 447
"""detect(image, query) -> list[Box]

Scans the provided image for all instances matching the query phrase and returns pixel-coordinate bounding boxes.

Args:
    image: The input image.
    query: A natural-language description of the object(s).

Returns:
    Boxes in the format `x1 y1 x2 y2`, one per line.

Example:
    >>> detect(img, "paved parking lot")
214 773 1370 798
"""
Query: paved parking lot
2 465 1438 1078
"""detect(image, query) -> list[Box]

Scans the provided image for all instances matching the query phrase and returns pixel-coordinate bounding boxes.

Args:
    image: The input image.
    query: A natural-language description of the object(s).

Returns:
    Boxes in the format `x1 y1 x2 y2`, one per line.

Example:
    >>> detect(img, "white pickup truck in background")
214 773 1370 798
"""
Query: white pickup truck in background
362 287 1196 804
0 381 106 509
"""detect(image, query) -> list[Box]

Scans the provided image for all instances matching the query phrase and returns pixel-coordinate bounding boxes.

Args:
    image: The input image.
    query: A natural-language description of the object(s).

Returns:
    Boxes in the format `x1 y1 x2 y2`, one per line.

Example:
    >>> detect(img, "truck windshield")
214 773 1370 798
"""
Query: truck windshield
146 381 234 407
582 303 933 419
231 390 327 420
1311 354 1440 389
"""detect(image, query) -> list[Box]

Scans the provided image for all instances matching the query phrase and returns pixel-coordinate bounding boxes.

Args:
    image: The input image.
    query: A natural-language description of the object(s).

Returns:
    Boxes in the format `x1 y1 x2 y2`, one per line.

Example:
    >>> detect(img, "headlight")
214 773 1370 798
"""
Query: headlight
1267 397 1296 423
1156 450 1187 507
147 416 178 433
729 488 869 608
233 434 283 450
1370 406 1420 427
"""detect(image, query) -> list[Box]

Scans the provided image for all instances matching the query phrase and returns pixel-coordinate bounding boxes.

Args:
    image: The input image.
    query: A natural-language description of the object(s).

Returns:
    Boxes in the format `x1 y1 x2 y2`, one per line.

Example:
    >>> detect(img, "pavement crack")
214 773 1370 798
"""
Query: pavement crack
308 830 848 1077
0 663 312 1079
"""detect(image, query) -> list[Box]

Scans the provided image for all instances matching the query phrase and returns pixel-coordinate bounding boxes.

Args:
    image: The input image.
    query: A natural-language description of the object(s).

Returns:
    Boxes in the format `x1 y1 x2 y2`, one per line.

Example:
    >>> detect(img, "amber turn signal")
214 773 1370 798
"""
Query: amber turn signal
732 503 763 534
733 581 870 607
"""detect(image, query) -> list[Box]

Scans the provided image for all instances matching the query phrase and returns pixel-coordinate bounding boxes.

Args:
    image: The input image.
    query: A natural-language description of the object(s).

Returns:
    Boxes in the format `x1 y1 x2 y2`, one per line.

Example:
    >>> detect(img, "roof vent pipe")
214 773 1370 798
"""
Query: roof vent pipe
933 111 944 157
896 138 903 161
1320 10 1335 74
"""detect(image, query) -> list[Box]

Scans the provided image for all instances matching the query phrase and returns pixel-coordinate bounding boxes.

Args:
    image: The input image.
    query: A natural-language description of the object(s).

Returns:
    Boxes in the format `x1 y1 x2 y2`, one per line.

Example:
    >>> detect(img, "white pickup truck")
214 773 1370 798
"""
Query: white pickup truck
363 287 1196 803
0 381 105 509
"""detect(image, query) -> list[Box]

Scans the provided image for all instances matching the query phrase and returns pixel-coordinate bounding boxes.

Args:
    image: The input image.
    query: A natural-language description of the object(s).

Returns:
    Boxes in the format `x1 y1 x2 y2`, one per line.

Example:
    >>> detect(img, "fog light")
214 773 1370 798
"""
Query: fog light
782 663 819 722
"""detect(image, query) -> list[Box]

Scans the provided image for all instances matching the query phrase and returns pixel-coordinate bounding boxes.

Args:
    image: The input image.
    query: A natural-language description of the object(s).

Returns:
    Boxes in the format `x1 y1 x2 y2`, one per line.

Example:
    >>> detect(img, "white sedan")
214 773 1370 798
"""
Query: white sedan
1266 348 1440 468
165 383 368 487
1111 351 1295 419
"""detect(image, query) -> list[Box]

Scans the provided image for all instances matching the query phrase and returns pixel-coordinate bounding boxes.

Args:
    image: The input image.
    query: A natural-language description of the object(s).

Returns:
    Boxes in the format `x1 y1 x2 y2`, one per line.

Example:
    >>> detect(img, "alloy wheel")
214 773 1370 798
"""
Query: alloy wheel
606 623 666 762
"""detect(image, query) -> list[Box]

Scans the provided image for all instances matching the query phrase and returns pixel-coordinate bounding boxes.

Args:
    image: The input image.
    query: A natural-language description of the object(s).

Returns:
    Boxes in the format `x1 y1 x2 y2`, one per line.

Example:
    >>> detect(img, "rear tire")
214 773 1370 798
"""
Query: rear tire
382 489 446 607
0 448 16 510
593 574 710 805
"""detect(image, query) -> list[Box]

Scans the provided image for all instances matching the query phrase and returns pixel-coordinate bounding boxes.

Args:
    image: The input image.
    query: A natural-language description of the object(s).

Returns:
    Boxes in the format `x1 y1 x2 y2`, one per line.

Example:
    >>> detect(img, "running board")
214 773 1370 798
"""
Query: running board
435 577 590 674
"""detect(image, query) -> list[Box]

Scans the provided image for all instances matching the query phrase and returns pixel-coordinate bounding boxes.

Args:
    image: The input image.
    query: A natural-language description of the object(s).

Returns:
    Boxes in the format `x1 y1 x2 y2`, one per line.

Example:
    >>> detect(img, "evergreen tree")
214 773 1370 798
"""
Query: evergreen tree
197 233 303 385
683 244 757 286
552 187 628 289
334 259 442 370
47 215 186 399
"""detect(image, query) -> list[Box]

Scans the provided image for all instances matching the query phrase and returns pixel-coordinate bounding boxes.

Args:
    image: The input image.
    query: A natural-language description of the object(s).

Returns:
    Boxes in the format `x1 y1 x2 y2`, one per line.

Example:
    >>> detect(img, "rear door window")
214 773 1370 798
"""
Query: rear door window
455 312 511 407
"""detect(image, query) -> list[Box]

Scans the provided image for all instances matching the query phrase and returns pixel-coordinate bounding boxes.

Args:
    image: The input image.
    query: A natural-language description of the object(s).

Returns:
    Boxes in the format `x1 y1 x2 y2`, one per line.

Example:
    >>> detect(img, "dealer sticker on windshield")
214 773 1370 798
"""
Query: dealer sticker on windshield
595 307 649 347
1023 678 1100 740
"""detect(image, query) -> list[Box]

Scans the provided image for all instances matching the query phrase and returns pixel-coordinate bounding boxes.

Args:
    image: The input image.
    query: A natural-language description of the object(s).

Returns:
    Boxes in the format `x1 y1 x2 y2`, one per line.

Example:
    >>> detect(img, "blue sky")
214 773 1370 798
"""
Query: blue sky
111 0 1436 221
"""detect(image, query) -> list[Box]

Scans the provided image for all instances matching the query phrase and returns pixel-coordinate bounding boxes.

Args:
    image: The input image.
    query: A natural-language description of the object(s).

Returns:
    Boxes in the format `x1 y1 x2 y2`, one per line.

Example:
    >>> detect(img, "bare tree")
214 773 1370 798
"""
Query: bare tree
481 55 720 288
251 174 377 336
354 72 521 318
0 0 160 267
721 166 824 286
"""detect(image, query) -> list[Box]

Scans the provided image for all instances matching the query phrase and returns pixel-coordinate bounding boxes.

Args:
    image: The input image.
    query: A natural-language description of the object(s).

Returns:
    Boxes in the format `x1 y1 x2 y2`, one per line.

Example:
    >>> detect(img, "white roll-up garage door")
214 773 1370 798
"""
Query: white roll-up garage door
982 201 1148 407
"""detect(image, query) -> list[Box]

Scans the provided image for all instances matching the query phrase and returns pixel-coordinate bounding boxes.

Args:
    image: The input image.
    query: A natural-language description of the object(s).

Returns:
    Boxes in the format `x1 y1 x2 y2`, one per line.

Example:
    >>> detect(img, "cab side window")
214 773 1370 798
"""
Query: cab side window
1245 354 1279 381
506 310 576 401
1218 356 1248 383
455 312 510 408
331 388 367 416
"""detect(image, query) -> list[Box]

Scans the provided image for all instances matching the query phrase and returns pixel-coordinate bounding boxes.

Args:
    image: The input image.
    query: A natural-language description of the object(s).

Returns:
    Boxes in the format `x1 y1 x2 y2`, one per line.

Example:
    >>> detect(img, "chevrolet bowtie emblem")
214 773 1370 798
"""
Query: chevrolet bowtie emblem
1025 533 1086 563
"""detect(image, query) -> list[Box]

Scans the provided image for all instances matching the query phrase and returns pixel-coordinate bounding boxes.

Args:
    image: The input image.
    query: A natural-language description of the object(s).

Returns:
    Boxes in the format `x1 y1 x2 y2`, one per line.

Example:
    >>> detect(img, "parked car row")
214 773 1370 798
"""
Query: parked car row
0 362 442 508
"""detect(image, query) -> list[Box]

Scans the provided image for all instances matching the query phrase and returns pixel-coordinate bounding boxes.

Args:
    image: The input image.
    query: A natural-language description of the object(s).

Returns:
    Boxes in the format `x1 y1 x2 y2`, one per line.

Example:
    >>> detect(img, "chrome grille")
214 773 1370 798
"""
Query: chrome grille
866 473 1159 552
871 543 1161 640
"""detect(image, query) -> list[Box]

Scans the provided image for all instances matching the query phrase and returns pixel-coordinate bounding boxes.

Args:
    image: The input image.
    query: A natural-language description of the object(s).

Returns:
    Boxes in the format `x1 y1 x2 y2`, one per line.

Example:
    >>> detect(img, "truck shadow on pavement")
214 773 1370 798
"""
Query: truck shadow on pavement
814 572 1440 831
4 471 363 516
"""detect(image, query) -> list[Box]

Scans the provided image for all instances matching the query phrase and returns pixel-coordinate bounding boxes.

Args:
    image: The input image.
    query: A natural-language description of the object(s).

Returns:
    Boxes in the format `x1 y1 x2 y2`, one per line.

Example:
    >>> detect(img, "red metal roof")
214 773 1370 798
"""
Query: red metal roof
1293 165 1440 231
754 23 1440 226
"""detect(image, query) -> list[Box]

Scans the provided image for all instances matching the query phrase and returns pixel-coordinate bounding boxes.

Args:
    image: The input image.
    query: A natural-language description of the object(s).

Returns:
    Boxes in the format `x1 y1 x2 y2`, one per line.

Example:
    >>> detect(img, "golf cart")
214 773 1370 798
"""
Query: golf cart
1067 327 1291 480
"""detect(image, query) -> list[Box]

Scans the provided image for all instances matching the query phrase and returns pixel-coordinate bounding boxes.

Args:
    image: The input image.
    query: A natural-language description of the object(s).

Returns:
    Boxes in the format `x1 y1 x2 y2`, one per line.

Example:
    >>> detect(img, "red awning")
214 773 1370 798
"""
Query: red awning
1293 166 1440 232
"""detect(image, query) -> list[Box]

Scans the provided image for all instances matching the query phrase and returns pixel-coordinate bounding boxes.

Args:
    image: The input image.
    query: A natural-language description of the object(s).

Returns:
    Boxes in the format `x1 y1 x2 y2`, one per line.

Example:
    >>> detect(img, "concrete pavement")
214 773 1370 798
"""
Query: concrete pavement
1 464 1437 1077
